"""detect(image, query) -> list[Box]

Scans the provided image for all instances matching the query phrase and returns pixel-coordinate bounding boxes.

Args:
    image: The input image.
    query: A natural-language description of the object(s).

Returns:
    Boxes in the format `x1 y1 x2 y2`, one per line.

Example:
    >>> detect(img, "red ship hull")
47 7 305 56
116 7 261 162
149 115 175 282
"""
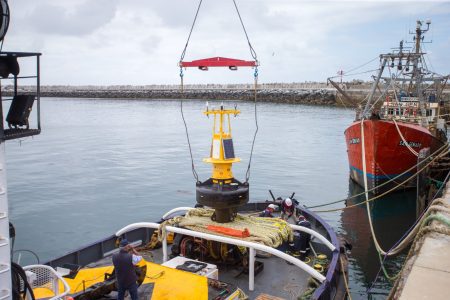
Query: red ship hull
345 120 443 194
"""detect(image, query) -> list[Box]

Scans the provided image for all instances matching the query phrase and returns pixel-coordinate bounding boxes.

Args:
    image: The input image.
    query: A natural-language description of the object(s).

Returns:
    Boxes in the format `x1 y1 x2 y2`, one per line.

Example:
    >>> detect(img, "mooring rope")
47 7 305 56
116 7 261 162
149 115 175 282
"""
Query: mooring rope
340 256 352 300
360 119 450 259
307 138 449 210
311 142 449 212
392 119 419 156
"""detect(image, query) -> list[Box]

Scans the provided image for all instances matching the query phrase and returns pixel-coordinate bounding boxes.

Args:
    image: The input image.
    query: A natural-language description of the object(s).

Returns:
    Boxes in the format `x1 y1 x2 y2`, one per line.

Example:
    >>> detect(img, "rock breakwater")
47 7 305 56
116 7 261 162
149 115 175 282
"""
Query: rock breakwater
4 85 338 106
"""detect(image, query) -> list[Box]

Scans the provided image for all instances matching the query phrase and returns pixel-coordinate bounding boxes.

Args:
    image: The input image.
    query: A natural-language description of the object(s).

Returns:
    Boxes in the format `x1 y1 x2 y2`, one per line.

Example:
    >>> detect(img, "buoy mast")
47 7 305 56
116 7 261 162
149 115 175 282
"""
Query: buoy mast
196 103 249 223
203 104 241 180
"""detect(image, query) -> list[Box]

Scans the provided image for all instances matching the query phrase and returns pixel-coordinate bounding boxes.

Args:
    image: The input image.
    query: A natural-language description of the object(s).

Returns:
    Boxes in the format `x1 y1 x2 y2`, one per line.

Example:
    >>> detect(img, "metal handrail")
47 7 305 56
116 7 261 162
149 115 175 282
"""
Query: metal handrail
23 264 70 300
0 237 8 247
290 224 336 251
161 207 194 219
0 289 10 300
0 264 10 274
116 222 327 291
161 206 336 251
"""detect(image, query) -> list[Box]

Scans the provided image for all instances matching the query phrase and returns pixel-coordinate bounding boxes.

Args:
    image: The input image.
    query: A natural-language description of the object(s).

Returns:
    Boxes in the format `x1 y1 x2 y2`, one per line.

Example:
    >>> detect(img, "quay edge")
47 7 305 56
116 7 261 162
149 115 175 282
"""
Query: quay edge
389 182 450 300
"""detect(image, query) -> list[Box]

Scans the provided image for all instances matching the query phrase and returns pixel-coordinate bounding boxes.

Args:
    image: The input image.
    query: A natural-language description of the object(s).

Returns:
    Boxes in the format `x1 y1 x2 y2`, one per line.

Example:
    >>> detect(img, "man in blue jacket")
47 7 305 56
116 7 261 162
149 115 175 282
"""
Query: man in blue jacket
112 239 143 300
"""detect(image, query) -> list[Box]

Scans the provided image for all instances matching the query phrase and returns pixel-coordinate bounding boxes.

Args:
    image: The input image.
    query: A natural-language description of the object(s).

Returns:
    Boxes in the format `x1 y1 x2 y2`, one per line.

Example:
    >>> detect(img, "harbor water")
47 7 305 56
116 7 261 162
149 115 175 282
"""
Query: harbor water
7 98 415 299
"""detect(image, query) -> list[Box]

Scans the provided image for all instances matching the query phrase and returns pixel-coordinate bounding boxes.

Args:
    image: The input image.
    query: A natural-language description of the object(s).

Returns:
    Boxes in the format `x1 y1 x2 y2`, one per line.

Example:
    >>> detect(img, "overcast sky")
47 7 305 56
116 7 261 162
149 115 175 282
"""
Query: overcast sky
4 0 450 85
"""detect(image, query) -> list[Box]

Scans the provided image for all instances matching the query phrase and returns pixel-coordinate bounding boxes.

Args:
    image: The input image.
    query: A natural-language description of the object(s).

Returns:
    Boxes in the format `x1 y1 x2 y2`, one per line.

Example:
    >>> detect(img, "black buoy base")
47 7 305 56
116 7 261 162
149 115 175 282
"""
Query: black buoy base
212 208 237 223
196 178 249 223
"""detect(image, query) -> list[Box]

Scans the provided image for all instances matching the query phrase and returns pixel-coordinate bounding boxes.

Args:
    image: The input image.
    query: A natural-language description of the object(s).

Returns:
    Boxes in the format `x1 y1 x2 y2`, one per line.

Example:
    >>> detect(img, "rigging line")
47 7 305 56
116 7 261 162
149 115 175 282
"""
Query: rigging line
232 0 258 61
344 56 379 75
366 64 401 115
339 68 381 78
179 0 203 62
422 43 436 74
179 70 199 182
245 69 259 182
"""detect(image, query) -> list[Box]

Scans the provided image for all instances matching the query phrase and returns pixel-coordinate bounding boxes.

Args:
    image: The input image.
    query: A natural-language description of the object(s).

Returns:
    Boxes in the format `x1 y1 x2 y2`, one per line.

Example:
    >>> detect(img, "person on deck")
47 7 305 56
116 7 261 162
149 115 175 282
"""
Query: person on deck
112 239 143 300
281 198 298 222
259 204 277 217
294 215 312 260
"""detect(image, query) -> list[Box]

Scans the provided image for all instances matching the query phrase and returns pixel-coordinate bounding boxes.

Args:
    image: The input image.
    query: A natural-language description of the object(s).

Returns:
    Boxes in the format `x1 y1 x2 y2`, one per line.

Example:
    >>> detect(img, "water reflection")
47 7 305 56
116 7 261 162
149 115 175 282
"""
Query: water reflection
341 179 416 299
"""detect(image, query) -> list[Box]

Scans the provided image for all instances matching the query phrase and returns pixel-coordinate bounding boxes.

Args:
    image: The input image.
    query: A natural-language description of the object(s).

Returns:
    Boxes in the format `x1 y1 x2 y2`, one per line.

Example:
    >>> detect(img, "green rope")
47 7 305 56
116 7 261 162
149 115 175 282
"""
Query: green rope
378 212 450 281
428 177 444 189
421 213 450 228
377 252 401 281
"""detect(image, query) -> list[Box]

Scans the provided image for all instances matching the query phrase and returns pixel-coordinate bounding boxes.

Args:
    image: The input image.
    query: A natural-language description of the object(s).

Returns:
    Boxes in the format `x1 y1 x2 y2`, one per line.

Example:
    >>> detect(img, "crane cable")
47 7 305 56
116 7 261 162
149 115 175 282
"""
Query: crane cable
178 0 204 182
178 0 259 182
179 70 199 182
246 66 259 182
232 0 259 182
232 0 258 62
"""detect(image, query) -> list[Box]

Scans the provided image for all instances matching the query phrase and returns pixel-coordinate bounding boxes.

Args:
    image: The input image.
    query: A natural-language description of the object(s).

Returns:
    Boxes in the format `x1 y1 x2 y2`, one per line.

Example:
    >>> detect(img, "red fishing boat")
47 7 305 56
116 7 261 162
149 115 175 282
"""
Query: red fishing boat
334 21 449 194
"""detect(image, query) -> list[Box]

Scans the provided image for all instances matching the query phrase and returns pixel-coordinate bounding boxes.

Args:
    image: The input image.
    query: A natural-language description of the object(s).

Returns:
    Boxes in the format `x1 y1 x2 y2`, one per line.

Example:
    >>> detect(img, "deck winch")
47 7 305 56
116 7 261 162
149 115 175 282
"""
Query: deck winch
196 104 249 223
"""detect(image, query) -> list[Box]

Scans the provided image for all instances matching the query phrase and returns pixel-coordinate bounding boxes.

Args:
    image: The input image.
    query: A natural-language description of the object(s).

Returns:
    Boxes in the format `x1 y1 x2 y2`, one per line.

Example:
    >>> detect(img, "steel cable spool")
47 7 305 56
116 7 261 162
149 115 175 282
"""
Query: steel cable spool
0 0 10 42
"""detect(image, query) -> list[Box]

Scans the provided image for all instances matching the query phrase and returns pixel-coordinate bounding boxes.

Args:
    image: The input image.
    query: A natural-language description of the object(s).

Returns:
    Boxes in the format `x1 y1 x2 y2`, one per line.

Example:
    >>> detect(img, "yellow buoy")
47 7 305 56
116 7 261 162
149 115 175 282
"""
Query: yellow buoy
196 103 249 223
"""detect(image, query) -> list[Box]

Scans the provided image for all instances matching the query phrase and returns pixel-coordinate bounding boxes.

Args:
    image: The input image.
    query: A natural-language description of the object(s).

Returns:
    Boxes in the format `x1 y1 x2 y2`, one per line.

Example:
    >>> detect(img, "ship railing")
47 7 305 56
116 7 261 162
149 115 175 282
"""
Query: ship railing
22 264 70 300
116 219 336 291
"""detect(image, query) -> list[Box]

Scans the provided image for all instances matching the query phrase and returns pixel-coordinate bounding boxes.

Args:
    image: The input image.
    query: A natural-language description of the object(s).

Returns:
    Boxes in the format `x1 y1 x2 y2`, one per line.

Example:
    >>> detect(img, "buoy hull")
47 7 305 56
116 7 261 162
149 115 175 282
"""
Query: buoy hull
196 178 249 223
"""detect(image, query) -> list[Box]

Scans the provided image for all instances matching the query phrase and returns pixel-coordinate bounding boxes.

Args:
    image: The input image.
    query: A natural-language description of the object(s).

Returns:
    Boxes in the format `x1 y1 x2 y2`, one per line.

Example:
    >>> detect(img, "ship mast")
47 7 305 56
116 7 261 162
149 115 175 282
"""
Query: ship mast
361 58 388 119
410 20 431 125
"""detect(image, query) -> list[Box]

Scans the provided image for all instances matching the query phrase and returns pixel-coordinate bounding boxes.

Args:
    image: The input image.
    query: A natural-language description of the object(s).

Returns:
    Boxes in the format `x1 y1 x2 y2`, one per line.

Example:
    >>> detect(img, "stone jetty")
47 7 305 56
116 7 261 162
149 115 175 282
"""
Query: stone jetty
3 83 339 106
6 83 447 107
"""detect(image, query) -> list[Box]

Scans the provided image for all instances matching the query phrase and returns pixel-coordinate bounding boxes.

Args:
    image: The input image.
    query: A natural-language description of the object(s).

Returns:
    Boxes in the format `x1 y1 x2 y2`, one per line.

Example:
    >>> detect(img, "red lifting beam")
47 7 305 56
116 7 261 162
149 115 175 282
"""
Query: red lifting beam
179 56 257 71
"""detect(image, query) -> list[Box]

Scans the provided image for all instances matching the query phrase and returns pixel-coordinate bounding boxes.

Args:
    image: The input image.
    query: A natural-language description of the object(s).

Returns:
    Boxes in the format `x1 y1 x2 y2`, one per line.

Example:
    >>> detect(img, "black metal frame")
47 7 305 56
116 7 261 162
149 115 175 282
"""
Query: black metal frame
0 51 41 141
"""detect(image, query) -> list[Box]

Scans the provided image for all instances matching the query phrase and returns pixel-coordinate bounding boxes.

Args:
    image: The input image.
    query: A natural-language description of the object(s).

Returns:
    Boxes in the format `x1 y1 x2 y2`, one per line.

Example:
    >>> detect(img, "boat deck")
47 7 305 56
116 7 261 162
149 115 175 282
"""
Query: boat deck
79 215 333 299
85 241 321 299
40 204 345 300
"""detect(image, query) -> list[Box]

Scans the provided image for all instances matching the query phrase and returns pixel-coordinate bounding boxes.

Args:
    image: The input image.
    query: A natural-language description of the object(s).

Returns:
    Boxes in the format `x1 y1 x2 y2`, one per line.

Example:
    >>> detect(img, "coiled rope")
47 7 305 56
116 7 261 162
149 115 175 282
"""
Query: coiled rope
158 208 293 248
